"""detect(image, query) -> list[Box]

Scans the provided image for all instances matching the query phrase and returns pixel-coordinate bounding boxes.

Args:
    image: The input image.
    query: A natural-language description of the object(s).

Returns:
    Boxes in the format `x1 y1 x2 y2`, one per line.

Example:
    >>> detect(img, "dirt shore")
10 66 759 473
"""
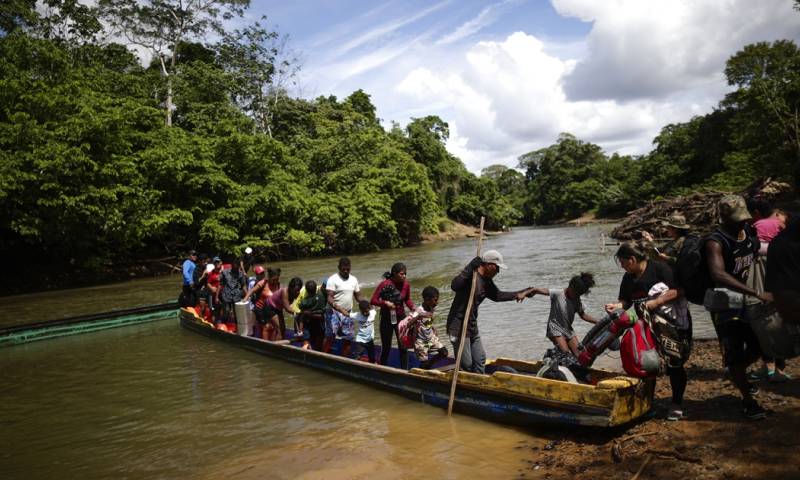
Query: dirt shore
514 339 800 480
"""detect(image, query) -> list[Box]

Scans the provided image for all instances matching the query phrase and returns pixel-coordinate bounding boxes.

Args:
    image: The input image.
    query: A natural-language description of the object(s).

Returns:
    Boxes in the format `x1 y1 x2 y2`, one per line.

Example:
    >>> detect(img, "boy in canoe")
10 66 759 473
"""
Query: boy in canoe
411 286 448 369
352 300 377 362
525 272 598 357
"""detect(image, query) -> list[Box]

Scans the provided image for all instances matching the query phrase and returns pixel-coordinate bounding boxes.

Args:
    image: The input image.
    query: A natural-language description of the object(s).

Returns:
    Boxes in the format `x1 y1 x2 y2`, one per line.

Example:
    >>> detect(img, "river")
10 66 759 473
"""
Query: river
0 225 715 479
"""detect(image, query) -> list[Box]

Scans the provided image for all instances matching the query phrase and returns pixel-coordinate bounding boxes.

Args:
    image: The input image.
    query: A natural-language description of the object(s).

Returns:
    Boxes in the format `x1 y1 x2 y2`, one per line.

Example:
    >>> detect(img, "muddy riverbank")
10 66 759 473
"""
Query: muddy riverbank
515 339 800 480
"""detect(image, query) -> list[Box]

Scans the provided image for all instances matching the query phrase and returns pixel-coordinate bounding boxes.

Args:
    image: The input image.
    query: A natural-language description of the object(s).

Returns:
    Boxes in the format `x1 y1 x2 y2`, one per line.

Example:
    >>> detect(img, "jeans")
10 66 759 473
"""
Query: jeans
450 334 486 374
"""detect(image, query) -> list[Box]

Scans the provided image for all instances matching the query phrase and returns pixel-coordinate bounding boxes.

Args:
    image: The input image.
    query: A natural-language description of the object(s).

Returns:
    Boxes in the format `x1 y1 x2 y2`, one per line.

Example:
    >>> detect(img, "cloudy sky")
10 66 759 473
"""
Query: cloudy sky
250 0 800 173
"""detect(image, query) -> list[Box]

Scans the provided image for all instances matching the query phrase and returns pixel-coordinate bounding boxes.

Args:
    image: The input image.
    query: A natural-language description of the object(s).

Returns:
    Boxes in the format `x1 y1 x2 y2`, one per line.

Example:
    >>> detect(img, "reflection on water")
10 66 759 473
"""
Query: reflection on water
1 226 717 479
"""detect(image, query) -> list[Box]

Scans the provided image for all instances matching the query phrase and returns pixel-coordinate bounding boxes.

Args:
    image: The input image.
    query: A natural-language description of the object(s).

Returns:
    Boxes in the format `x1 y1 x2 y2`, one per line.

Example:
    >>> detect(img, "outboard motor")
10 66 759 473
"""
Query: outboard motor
577 308 637 367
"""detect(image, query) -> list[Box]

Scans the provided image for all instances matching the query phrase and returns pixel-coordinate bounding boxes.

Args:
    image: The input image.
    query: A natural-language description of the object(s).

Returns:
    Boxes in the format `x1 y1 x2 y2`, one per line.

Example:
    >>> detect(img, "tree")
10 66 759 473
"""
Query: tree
98 0 248 126
723 40 800 188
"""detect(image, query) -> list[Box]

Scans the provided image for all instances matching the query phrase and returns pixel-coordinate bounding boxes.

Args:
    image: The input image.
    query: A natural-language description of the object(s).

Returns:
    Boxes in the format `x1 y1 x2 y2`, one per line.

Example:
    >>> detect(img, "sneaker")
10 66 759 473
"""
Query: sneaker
742 399 767 420
748 366 770 381
748 384 760 396
667 407 684 421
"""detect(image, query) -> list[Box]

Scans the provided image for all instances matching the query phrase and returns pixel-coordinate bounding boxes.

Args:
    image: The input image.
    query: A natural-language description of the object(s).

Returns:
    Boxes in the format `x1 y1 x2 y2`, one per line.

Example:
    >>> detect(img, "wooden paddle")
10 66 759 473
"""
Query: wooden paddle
447 216 485 416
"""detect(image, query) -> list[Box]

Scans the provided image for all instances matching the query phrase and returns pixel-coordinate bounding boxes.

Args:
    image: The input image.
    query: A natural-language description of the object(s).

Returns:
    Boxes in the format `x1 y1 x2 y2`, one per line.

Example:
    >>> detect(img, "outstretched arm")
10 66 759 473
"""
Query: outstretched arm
579 311 598 324
524 287 550 298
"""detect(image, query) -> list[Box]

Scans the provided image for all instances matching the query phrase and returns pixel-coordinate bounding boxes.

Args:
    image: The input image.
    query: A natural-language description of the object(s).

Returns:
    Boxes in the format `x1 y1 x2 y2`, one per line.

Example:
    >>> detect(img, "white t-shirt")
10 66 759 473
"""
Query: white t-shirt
352 309 376 343
326 272 360 313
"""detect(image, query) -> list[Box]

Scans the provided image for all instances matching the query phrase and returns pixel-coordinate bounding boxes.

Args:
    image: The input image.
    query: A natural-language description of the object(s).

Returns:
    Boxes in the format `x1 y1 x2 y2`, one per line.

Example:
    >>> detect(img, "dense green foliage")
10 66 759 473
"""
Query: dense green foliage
487 39 800 224
1 1 797 289
0 1 518 283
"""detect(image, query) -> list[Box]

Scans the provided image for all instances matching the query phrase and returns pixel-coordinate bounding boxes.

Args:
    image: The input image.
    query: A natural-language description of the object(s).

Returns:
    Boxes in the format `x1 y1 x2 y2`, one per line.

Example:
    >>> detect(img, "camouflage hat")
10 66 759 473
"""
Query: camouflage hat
660 212 690 230
718 195 752 224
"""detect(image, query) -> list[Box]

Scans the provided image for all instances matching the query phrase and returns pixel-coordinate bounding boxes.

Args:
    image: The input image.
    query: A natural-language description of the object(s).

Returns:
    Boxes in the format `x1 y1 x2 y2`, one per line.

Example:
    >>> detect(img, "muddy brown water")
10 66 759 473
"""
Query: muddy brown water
0 226 716 479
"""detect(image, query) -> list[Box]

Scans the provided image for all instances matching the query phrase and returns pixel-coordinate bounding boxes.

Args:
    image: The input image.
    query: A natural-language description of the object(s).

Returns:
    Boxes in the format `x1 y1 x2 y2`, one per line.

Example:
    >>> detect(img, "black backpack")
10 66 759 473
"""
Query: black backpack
675 234 714 305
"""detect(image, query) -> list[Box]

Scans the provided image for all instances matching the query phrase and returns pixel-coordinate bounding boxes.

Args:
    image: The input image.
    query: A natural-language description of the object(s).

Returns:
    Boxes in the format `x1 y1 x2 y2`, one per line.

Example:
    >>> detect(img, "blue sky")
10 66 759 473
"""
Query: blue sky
246 0 800 173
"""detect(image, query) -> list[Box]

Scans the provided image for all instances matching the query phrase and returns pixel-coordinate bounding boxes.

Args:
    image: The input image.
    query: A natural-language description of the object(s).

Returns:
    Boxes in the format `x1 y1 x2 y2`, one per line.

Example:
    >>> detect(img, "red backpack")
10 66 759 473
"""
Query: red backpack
620 319 661 377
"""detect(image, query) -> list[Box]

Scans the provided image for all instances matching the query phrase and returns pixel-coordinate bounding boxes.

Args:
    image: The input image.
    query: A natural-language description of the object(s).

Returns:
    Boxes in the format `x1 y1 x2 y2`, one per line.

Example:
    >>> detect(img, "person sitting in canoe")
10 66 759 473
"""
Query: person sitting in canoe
525 272 598 357
325 257 364 356
446 250 535 374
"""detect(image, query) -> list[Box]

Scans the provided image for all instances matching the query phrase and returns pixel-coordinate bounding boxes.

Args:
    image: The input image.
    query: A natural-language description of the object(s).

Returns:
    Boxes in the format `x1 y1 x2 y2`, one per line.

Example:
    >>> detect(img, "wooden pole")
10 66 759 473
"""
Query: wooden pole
447 216 485 416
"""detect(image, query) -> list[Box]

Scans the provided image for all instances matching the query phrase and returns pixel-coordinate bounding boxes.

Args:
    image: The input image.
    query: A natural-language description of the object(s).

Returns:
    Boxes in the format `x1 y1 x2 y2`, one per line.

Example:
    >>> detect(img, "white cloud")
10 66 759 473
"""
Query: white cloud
297 0 800 174
553 0 800 100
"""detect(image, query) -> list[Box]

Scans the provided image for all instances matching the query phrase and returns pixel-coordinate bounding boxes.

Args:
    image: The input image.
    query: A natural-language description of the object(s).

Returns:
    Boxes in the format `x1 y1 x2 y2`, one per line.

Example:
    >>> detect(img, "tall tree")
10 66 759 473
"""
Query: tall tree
98 0 248 126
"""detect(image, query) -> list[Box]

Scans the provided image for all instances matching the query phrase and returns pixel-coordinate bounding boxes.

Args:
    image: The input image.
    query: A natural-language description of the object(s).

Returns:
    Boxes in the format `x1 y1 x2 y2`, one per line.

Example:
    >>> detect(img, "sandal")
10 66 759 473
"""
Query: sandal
769 371 791 383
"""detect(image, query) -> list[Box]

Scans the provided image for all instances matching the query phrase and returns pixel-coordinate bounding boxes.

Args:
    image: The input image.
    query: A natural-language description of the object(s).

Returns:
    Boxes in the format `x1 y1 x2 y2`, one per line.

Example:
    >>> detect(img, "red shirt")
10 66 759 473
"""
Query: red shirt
208 269 221 291
370 278 415 322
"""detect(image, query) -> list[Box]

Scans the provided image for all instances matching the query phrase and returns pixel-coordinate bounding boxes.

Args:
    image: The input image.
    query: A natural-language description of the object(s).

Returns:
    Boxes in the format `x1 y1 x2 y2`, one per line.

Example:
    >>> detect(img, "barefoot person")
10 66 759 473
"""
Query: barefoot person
446 250 533 374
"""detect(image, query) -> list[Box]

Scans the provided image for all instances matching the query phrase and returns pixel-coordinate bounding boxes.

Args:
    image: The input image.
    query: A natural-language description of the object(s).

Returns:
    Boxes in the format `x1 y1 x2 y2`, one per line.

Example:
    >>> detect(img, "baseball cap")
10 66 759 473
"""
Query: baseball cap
245 247 253 254
212 256 221 263
481 250 508 269
719 195 752 223
253 265 265 275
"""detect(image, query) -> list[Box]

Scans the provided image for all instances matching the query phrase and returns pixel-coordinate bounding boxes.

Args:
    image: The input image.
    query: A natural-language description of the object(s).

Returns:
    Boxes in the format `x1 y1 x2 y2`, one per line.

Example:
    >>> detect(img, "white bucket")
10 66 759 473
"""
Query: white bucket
234 301 251 336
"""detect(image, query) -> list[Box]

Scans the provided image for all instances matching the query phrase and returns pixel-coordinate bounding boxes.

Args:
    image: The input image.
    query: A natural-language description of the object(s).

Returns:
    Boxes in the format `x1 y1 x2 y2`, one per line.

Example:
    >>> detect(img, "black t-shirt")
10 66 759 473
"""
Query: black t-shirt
618 260 675 305
708 226 760 284
766 218 800 292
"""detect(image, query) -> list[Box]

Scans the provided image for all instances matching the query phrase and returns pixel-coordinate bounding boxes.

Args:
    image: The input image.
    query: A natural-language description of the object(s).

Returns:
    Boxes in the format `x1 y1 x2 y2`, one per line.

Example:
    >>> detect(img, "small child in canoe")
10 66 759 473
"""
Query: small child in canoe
526 272 598 357
351 300 377 362
401 286 447 369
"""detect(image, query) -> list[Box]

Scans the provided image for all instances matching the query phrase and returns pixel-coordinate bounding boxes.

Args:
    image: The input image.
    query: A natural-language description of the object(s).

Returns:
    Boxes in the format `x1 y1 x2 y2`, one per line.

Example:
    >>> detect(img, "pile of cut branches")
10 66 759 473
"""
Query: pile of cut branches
610 178 792 240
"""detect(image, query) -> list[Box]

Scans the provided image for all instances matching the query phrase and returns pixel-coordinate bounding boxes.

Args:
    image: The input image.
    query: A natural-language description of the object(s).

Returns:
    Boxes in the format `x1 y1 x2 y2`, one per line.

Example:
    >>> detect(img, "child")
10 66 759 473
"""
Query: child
194 296 213 324
351 300 377 362
526 272 597 357
409 286 448 369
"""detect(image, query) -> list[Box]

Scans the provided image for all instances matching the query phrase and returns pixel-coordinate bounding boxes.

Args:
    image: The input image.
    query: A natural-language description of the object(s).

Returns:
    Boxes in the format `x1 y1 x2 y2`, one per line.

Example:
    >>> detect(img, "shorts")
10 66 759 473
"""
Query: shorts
325 310 354 340
415 333 445 362
712 309 762 367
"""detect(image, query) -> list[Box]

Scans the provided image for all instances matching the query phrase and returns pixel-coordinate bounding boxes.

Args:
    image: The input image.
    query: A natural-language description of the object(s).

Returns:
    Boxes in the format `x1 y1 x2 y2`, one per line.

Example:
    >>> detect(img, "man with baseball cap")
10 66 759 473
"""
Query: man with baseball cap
446 249 535 374
706 195 772 420
179 250 198 307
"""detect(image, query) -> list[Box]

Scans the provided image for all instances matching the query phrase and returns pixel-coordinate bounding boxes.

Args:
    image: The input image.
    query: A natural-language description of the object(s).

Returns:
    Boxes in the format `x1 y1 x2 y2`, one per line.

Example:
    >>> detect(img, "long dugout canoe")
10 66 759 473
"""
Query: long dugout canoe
0 303 177 347
180 308 655 428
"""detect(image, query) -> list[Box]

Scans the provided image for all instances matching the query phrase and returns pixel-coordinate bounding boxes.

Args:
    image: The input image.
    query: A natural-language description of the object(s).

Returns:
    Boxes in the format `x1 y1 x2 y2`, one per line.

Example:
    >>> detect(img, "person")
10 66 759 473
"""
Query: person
325 257 364 356
217 262 247 329
746 199 790 382
766 214 800 325
605 242 689 421
192 253 210 300
243 266 269 337
641 212 691 266
180 250 198 307
206 257 223 315
194 295 213 323
239 247 255 275
705 195 773 420
352 300 377 362
526 272 598 357
370 263 416 369
264 275 302 341
410 286 447 369
295 279 328 350
446 250 533 374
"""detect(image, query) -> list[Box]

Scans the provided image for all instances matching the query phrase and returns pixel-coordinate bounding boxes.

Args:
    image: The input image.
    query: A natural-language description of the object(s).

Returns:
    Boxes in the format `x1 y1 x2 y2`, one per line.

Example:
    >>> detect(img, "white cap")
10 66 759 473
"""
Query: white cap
205 264 214 272
244 247 253 254
481 250 508 269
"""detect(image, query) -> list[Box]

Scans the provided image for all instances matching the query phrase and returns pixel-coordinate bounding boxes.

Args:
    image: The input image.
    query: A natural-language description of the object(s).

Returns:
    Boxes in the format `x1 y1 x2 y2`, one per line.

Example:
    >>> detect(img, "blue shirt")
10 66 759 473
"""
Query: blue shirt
182 259 196 286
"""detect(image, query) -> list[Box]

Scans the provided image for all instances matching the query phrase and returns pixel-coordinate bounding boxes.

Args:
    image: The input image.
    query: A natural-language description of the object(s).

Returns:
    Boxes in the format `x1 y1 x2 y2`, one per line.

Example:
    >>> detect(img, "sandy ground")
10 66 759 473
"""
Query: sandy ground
513 339 800 480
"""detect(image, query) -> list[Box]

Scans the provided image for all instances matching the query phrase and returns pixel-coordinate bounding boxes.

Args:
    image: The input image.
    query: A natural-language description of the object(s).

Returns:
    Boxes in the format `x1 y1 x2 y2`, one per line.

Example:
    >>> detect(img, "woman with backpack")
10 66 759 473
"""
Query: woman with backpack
605 242 691 421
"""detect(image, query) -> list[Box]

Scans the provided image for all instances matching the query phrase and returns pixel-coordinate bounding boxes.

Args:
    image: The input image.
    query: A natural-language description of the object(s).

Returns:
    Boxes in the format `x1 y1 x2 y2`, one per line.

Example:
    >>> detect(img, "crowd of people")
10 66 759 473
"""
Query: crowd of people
178 194 800 421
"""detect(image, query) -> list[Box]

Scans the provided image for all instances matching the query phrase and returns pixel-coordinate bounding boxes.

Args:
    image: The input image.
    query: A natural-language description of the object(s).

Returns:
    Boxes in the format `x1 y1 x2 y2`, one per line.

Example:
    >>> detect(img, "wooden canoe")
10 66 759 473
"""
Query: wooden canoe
179 308 654 428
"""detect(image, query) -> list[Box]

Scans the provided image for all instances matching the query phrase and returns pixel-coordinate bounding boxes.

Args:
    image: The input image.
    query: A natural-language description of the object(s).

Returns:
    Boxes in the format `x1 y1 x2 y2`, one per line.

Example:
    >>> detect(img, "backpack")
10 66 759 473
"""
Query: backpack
620 319 661 377
675 234 714 305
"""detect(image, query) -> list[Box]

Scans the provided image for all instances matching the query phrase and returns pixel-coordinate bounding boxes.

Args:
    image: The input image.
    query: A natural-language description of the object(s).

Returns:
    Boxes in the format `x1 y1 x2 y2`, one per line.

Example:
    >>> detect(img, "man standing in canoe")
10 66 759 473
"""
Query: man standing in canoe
446 250 533 374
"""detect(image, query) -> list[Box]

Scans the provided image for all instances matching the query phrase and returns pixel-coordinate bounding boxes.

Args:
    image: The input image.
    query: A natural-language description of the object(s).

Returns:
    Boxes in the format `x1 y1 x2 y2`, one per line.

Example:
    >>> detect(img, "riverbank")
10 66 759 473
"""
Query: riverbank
515 339 799 479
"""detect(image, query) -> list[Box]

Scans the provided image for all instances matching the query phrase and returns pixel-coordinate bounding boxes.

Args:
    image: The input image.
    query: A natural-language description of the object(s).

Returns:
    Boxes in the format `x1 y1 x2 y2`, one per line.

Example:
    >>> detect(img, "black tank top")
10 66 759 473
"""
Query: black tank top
709 226 760 283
